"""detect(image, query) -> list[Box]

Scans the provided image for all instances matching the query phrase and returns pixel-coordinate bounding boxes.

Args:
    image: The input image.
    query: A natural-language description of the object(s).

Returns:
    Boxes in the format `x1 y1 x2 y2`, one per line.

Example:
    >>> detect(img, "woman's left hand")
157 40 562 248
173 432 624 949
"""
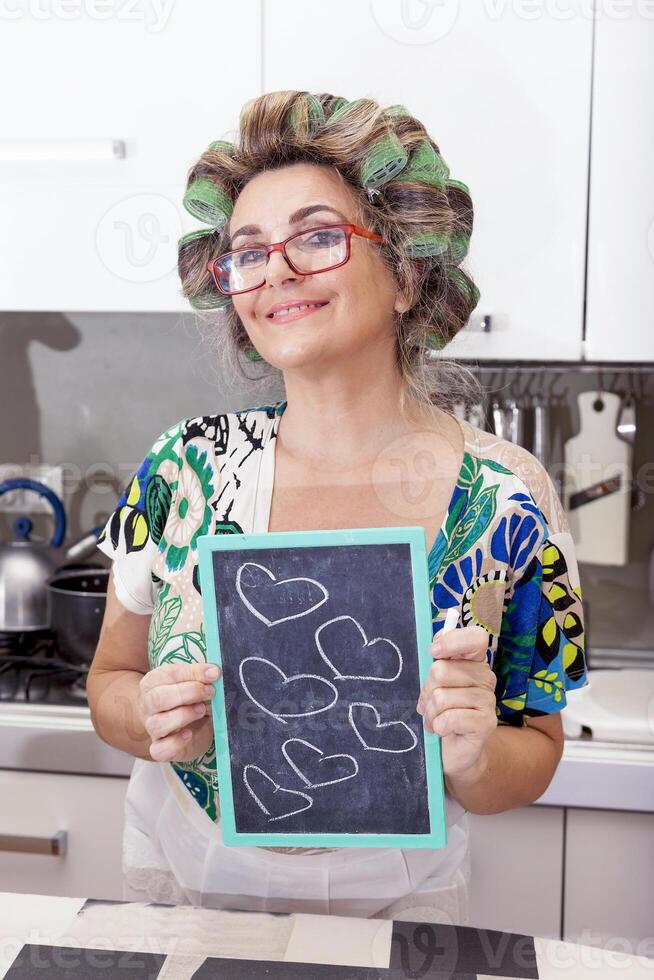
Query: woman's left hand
416 624 498 780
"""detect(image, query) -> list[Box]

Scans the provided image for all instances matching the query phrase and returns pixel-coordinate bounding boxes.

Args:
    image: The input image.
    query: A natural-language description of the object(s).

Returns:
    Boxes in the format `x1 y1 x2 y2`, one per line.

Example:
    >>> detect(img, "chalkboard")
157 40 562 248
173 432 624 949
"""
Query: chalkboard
197 527 447 849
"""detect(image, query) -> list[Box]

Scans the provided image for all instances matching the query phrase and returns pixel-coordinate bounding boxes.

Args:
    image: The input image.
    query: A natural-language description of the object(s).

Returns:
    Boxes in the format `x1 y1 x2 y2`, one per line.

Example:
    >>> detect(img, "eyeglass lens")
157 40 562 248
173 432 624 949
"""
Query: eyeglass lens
217 226 347 293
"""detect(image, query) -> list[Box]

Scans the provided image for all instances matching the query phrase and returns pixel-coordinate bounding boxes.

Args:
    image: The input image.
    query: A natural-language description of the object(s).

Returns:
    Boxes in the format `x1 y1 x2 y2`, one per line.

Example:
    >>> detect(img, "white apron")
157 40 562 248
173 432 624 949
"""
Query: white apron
121 755 470 922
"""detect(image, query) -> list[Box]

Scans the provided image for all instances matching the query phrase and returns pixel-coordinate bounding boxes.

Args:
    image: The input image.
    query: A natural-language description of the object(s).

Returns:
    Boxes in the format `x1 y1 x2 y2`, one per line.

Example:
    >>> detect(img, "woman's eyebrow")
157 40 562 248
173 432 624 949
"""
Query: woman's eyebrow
228 204 348 247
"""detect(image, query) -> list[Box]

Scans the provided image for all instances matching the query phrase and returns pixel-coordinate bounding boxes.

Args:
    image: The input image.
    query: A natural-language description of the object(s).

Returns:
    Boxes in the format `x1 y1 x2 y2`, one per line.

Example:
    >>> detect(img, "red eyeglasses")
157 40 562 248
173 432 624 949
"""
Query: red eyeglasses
206 222 384 296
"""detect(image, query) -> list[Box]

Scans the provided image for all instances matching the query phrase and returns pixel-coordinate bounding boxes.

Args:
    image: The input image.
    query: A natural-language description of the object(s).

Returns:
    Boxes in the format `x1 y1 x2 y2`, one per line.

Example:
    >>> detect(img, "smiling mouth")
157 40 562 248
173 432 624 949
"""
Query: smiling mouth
266 302 330 323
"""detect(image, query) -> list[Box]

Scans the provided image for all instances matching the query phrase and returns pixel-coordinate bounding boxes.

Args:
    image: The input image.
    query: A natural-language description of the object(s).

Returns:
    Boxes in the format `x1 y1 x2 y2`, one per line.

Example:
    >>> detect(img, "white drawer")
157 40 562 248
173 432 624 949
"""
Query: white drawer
0 770 128 901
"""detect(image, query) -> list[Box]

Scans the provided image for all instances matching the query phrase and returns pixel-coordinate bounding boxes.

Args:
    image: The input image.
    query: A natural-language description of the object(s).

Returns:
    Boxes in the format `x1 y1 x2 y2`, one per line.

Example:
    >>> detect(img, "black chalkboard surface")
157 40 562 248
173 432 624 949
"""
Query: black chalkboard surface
197 527 446 848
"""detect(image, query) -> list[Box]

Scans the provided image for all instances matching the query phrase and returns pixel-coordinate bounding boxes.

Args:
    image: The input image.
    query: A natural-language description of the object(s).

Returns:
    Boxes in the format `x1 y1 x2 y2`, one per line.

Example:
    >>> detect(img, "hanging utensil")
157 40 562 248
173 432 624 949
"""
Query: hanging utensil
532 396 550 469
616 392 636 445
615 390 646 512
507 398 524 446
491 398 507 439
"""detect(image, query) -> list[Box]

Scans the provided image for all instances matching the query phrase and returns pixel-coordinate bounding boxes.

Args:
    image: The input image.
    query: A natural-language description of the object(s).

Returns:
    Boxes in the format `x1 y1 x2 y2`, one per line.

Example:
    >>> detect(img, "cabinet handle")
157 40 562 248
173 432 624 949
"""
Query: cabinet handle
0 139 125 161
0 831 68 856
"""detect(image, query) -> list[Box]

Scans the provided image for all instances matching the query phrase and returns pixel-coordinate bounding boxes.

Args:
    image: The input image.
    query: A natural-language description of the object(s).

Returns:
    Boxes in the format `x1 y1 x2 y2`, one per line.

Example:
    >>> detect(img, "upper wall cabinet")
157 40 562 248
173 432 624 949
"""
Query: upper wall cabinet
0 5 262 312
263 1 593 361
585 11 654 361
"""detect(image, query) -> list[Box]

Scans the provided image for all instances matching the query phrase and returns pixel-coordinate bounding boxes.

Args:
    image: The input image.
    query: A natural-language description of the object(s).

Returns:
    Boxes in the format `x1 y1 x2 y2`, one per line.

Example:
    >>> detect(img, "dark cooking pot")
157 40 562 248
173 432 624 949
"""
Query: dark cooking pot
46 567 108 665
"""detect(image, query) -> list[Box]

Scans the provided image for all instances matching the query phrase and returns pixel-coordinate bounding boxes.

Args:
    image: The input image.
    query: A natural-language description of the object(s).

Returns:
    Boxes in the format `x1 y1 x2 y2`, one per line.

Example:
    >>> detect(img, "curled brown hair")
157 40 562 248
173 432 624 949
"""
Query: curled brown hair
178 90 483 414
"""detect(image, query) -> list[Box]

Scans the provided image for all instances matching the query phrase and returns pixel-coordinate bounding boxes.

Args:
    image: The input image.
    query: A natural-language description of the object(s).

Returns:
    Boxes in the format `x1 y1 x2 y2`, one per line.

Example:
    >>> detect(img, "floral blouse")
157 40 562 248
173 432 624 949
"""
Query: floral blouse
96 400 589 828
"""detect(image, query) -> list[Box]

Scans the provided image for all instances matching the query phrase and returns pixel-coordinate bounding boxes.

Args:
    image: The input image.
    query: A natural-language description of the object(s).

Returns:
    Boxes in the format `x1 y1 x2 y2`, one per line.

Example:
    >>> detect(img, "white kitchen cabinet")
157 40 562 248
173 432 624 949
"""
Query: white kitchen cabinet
263 1 592 361
585 13 654 361
467 805 564 940
0 5 262 311
563 808 654 951
0 770 128 901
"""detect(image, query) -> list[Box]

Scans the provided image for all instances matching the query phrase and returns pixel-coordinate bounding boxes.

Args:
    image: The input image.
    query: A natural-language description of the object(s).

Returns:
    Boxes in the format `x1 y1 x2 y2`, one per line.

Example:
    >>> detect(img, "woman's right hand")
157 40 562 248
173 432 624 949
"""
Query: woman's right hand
138 661 221 763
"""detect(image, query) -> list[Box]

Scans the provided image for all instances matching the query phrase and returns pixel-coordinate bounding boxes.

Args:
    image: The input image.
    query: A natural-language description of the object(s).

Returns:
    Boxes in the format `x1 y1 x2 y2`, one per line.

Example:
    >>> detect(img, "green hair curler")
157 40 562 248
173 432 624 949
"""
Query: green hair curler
244 346 264 362
396 140 450 190
425 329 446 350
188 290 232 311
446 230 471 264
403 231 450 259
177 228 218 251
183 176 233 227
325 98 367 125
289 94 325 136
207 139 234 154
445 178 471 197
327 96 349 118
384 104 411 118
359 133 409 189
447 267 480 308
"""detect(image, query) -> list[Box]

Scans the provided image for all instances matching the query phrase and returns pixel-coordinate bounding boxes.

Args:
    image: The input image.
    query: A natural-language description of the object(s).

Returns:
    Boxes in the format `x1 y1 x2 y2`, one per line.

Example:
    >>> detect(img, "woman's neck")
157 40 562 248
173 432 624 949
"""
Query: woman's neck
275 379 445 473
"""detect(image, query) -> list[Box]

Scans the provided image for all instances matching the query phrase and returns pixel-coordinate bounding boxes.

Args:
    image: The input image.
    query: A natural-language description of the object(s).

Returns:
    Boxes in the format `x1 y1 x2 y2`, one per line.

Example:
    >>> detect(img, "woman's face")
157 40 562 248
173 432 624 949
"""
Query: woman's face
226 162 410 371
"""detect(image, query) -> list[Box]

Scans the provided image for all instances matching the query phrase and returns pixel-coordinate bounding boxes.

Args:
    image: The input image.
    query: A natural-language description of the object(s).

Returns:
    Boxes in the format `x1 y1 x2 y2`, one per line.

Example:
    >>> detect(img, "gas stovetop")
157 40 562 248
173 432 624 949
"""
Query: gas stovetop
0 630 89 706
0 629 133 777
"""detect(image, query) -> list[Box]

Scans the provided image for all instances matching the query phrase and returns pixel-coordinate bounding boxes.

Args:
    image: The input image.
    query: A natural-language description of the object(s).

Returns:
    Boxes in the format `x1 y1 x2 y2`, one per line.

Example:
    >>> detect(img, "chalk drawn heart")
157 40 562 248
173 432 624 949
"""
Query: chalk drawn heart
281 738 359 789
243 764 313 822
239 656 338 725
236 562 329 627
348 702 418 754
315 615 403 682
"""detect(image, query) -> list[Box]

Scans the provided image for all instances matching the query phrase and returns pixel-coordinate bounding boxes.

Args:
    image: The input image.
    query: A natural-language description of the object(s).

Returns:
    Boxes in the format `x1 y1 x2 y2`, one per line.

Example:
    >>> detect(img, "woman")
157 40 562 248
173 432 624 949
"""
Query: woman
88 91 588 922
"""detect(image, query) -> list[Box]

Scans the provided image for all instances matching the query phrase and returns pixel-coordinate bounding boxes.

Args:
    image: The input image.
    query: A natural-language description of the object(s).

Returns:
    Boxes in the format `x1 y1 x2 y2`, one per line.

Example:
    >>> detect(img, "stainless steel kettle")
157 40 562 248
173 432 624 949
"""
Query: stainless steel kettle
0 477 105 632
0 478 68 631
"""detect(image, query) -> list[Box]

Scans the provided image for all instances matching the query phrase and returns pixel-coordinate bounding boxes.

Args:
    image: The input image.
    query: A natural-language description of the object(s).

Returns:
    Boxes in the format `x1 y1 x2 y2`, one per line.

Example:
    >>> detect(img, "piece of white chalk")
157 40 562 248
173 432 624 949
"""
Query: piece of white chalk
442 607 459 634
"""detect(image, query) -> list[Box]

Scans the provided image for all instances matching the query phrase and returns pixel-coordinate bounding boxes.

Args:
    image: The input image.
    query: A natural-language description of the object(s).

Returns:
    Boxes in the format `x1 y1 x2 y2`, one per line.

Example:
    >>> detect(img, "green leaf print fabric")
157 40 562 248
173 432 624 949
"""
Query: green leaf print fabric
96 401 589 825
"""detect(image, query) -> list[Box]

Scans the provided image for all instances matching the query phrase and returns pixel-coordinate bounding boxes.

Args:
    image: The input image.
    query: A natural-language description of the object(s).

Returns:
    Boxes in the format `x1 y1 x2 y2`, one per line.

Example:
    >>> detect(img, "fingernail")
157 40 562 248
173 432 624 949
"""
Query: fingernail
205 665 220 679
181 729 193 740
193 702 205 714
203 685 216 697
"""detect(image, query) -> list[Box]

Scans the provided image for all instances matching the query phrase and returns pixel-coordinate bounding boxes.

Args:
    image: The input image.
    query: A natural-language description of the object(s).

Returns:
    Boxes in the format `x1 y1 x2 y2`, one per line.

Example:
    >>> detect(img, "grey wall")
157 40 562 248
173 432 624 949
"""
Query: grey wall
0 311 283 546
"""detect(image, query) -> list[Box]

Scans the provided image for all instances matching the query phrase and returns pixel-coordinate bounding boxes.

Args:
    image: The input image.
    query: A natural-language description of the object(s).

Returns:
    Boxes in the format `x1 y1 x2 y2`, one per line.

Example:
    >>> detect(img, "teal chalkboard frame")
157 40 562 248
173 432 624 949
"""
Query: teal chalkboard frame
197 526 447 849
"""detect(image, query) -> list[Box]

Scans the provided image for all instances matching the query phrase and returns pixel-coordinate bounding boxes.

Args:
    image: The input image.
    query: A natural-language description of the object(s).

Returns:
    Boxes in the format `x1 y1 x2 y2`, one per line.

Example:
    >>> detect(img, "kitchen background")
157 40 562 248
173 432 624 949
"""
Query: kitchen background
2 314 653 655
0 0 653 961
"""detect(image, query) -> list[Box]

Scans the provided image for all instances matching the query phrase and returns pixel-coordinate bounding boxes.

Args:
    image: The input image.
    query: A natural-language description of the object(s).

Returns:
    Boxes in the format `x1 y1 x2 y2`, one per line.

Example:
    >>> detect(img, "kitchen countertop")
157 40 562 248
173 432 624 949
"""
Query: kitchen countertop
1 700 654 812
535 735 654 811
2 890 654 979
